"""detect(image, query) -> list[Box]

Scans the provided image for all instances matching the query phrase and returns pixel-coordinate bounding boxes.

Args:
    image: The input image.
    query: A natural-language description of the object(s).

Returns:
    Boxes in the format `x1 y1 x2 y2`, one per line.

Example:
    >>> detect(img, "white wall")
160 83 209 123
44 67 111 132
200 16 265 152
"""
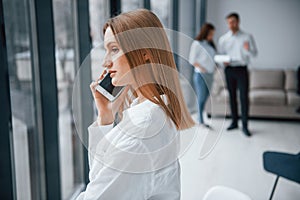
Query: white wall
207 0 300 69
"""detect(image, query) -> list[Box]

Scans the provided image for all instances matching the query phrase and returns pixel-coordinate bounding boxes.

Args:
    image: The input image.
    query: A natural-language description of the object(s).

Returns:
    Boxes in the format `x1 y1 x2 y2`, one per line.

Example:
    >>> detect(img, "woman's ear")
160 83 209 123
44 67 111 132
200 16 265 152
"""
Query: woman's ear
143 50 151 63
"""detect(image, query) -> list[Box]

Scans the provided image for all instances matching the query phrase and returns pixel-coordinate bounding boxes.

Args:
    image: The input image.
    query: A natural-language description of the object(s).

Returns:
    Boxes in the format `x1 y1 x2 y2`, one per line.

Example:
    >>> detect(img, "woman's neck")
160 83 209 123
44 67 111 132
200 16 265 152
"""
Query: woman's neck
136 90 147 103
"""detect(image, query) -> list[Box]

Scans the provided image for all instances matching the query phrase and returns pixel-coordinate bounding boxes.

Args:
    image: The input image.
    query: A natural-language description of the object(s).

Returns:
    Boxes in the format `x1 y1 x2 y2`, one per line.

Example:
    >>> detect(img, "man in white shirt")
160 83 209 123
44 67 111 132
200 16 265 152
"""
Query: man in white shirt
218 12 257 136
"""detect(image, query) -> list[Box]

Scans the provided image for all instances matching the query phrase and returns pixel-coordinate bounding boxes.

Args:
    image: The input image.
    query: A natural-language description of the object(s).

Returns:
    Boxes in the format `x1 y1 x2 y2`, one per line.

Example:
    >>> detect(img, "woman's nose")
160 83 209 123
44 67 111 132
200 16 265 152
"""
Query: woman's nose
102 59 113 68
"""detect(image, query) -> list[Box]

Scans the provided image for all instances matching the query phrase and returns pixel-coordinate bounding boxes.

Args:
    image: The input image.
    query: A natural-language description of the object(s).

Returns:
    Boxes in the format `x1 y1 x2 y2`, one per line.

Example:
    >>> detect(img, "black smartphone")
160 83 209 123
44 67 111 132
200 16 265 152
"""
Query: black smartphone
95 73 125 101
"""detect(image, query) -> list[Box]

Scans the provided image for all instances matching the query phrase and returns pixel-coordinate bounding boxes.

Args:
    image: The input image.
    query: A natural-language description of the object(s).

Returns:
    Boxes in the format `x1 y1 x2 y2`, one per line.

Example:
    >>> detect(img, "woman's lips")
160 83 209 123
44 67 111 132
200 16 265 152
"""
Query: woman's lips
109 71 116 77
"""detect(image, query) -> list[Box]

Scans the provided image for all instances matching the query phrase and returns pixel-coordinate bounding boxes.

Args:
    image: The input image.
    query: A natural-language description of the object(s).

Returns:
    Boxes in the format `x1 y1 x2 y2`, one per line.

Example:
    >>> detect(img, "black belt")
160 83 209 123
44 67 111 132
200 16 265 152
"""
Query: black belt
227 65 247 69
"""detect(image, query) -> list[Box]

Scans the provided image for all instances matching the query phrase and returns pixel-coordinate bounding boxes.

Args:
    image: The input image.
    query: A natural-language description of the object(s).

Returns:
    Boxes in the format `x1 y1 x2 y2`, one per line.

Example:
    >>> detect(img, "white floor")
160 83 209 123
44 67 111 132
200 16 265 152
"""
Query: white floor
180 117 300 200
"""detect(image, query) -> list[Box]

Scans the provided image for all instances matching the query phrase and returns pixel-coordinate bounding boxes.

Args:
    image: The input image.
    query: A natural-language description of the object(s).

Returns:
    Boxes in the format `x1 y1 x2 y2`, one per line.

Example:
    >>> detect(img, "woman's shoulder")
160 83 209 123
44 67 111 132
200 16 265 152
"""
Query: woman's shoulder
200 40 211 47
122 100 167 127
117 99 176 138
102 103 167 155
100 100 178 172
191 40 202 49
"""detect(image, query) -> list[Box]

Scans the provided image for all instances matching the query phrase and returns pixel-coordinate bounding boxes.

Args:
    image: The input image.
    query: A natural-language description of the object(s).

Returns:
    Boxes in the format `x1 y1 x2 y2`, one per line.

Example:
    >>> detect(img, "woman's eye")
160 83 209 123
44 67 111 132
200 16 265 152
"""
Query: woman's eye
111 47 119 53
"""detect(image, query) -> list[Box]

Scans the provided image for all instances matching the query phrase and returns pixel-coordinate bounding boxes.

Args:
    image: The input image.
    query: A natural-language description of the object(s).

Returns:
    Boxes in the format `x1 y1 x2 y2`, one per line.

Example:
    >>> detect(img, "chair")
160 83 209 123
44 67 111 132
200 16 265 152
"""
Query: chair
263 151 300 200
203 185 252 200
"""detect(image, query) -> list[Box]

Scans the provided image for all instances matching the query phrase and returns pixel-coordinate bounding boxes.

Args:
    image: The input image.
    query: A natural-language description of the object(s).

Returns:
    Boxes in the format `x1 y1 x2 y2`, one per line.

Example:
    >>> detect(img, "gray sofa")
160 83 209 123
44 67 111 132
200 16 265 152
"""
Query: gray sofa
206 68 300 119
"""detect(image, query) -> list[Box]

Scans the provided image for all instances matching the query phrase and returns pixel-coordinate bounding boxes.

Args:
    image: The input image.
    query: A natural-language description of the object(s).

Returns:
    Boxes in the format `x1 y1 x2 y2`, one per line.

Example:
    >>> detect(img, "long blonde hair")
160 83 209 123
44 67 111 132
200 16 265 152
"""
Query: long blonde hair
103 9 195 130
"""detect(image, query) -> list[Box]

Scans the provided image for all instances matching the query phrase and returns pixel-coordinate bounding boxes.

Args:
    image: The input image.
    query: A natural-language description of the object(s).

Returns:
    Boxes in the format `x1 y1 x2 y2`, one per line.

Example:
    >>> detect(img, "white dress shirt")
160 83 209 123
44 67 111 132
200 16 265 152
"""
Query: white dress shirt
76 98 181 200
218 30 257 66
189 40 216 74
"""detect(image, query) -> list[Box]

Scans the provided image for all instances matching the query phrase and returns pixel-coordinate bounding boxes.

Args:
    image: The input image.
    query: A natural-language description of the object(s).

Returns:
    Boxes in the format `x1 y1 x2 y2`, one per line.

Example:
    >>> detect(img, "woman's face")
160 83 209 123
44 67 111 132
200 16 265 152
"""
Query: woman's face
103 27 132 86
207 29 215 41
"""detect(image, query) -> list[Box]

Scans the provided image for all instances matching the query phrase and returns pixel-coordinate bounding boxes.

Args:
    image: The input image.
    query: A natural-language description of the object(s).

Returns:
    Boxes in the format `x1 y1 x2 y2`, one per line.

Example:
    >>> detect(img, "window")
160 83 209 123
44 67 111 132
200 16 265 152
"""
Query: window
122 0 143 12
151 0 170 28
2 0 42 198
52 0 85 199
89 0 110 83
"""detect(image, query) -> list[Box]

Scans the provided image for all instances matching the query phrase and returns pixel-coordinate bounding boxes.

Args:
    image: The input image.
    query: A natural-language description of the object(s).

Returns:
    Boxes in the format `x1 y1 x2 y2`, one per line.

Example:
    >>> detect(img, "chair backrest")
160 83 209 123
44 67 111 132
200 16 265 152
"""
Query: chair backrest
203 186 252 200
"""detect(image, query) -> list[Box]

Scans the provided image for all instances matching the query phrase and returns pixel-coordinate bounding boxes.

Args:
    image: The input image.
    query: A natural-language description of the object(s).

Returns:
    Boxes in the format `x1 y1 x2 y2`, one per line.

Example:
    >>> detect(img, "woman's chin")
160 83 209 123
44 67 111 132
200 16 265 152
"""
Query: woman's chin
112 78 123 87
111 79 118 86
112 77 131 87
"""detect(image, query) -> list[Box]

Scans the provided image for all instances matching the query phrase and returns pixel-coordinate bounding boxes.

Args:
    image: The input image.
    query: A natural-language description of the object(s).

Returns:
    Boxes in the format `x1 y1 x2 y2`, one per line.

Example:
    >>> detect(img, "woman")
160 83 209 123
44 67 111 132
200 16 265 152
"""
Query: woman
189 23 216 128
77 9 194 199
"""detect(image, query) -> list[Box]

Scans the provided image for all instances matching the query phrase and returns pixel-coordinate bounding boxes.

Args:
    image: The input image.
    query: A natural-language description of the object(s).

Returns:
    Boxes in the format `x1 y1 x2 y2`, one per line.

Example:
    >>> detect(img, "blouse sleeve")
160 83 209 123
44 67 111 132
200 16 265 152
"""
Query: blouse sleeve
87 121 114 169
76 129 150 200
76 165 149 200
189 41 200 65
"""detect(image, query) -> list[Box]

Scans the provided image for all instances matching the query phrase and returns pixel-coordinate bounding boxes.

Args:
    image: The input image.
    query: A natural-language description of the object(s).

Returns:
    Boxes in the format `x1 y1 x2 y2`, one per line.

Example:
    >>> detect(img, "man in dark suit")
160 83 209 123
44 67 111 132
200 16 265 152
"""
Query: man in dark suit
218 13 258 136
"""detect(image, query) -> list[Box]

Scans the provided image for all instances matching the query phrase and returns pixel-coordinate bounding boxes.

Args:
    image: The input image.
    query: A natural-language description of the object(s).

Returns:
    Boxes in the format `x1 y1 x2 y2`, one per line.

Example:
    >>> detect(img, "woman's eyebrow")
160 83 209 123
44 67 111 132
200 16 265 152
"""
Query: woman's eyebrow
104 41 117 49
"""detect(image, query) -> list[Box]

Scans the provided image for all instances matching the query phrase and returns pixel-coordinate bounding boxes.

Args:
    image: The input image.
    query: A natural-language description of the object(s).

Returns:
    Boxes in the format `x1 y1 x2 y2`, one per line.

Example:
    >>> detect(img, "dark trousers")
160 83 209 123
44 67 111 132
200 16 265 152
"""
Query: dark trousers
224 66 249 128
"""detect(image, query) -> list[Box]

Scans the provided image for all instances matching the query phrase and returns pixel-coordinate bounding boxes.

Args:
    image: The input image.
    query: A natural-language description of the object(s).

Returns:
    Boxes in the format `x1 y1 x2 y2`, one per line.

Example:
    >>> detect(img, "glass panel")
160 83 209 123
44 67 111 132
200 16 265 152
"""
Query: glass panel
52 0 84 199
2 0 41 199
122 0 142 12
89 0 110 47
151 0 170 28
89 0 110 83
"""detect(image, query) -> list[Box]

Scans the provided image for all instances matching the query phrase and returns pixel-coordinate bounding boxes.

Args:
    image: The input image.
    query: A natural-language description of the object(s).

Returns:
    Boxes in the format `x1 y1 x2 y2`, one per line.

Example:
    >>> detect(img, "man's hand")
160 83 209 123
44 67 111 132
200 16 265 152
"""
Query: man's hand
243 41 249 51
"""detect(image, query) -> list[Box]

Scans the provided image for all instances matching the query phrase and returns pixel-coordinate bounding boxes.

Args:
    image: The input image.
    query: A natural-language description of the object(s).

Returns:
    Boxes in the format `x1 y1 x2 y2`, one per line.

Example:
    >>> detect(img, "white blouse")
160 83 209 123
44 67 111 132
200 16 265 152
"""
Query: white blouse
189 40 216 74
76 98 181 200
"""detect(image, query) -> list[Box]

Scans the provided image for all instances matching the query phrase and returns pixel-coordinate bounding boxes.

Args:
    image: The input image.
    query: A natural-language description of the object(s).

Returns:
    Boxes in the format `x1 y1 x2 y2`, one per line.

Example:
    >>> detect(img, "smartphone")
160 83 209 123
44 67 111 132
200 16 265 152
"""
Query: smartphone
95 73 125 101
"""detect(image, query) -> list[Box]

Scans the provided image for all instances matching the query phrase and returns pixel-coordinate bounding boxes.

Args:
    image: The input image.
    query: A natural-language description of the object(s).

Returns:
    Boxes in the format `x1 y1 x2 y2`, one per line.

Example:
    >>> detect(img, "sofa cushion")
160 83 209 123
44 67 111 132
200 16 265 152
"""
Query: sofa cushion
285 70 297 91
250 89 285 105
250 70 284 90
286 91 300 106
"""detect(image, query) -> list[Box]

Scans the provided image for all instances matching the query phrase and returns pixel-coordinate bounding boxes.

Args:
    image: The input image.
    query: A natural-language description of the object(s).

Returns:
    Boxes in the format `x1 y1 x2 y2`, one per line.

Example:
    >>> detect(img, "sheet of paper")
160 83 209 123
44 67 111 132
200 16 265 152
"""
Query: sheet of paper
214 55 231 63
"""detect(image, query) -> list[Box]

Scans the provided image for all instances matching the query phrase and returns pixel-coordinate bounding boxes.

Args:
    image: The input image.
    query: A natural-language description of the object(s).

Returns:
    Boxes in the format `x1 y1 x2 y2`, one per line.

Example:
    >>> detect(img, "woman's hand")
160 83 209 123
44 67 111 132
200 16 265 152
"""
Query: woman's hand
193 62 207 73
90 70 128 125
